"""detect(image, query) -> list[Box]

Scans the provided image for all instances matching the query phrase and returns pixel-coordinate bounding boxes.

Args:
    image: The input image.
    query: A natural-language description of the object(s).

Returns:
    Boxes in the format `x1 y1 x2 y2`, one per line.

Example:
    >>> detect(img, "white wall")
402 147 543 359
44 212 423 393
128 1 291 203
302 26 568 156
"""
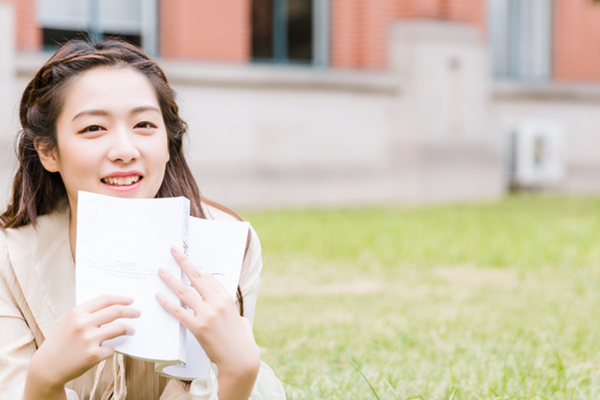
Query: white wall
165 64 400 207
492 83 600 193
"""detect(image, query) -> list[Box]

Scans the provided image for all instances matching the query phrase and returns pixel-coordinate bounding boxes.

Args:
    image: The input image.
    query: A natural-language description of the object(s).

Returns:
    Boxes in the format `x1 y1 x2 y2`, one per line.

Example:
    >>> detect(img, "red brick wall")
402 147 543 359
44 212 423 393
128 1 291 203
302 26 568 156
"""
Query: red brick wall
331 0 485 70
554 0 600 82
331 0 396 69
397 0 485 31
330 0 360 68
6 0 41 51
160 0 251 62
440 0 486 32
397 0 445 18
358 0 397 69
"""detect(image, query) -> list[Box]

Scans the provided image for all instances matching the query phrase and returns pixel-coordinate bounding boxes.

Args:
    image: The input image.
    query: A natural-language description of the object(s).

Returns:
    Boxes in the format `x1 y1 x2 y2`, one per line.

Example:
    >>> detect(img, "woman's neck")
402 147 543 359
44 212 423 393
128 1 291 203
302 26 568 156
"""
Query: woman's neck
68 207 77 261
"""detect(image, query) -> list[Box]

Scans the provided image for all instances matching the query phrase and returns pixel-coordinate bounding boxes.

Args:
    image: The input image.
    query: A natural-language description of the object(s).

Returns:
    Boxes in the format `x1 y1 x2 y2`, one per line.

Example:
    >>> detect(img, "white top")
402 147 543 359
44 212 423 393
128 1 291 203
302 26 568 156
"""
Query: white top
0 202 286 399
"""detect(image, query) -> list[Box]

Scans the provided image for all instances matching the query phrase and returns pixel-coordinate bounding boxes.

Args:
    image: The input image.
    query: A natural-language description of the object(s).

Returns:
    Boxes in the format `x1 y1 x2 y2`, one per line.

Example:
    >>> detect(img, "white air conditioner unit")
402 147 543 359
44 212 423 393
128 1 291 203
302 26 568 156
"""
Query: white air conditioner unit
509 119 566 188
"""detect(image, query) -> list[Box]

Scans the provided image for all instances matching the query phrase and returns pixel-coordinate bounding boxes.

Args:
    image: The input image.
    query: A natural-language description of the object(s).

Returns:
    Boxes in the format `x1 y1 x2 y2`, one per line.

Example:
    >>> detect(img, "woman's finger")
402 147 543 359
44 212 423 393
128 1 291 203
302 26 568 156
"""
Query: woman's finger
155 292 198 329
91 304 141 326
79 294 134 314
170 247 218 300
158 267 205 311
197 272 231 298
95 345 117 362
96 322 136 342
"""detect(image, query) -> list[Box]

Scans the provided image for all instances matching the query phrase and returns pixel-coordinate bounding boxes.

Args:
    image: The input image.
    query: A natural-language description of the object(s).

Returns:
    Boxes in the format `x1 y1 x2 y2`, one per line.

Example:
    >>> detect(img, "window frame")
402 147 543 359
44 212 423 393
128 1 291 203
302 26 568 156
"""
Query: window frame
37 0 157 57
489 0 553 82
252 0 329 67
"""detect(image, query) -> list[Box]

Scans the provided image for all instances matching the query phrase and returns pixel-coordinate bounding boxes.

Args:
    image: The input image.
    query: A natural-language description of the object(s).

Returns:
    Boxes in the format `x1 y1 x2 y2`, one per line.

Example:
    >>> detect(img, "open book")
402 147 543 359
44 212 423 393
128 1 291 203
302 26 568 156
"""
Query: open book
75 191 250 380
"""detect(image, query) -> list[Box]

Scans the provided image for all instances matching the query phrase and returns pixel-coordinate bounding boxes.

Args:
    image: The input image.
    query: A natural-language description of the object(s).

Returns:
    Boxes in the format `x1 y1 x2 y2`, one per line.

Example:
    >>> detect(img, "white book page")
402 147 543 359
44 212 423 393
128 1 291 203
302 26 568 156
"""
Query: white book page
157 217 250 380
75 191 189 363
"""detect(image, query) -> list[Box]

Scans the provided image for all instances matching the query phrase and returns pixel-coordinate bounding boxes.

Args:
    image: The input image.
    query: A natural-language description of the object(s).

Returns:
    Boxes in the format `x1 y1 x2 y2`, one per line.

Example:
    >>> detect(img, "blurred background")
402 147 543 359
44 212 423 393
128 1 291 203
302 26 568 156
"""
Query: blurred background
1 0 599 209
2 2 600 398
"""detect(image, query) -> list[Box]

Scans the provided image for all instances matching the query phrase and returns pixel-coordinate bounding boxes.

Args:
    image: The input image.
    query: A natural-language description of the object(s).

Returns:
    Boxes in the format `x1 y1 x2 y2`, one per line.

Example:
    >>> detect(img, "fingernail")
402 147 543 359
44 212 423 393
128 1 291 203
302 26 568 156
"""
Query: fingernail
134 309 141 317
158 267 167 275
127 327 136 336
171 246 182 255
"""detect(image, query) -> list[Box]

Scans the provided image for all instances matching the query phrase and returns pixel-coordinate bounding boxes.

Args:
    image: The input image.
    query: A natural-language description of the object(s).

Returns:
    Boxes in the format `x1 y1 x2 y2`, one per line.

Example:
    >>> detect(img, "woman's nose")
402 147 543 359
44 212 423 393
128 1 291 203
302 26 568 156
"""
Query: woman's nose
107 129 141 163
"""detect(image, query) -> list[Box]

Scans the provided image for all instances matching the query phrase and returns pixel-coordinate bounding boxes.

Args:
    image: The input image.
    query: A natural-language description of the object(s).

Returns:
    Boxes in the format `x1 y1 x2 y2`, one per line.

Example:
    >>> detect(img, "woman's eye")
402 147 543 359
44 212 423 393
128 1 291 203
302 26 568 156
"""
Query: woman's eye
79 125 104 133
135 121 157 129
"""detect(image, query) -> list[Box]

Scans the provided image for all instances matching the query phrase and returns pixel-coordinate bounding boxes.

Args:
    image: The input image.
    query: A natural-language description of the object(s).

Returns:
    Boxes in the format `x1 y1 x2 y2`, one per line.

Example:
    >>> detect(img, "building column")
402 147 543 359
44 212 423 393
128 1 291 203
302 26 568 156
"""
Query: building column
0 1 14 133
388 20 505 202
0 1 15 206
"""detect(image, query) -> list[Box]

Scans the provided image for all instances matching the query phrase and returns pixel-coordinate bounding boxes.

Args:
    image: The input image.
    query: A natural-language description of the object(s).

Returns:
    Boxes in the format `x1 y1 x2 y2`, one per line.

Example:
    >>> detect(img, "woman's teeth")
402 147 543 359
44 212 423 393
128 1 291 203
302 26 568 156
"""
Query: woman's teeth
102 176 141 186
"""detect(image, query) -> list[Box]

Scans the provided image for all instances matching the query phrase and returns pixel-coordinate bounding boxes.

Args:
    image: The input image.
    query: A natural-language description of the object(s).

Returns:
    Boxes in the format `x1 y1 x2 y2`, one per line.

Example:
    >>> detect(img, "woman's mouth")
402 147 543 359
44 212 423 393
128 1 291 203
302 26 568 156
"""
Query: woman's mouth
101 175 142 186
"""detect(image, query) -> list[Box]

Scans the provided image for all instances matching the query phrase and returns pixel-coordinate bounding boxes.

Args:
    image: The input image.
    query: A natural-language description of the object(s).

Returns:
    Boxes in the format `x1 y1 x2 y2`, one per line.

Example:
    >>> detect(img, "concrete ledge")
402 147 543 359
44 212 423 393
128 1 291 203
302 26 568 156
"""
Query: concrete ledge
493 81 600 103
391 20 483 44
163 62 401 94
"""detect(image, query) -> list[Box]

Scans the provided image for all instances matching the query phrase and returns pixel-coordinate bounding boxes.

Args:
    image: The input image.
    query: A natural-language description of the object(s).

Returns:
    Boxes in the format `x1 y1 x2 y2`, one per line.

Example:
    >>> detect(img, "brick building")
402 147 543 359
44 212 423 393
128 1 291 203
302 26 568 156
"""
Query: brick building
7 0 600 81
1 0 600 207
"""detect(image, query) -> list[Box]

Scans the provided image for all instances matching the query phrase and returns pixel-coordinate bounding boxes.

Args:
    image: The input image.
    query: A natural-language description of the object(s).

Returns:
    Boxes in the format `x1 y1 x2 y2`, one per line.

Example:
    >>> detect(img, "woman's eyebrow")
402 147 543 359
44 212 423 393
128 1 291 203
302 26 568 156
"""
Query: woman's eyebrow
130 106 161 115
71 109 109 122
71 106 160 122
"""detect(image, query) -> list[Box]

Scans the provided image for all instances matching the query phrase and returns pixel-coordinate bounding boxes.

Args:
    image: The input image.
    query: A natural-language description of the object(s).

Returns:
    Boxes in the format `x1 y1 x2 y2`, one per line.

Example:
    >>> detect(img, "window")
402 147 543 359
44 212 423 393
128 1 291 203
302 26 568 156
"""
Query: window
252 0 329 66
38 0 157 56
489 0 553 82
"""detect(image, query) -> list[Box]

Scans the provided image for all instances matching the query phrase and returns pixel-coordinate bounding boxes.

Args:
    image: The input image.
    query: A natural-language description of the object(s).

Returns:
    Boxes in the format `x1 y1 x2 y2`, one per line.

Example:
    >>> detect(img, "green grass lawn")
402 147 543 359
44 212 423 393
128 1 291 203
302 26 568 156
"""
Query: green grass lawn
242 195 600 399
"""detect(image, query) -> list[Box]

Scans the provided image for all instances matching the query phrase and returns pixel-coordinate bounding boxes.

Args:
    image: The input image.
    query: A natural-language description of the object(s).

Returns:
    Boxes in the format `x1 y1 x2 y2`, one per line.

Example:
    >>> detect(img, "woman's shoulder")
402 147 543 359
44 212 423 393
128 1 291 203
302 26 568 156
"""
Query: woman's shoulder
0 226 8 270
0 207 69 264
0 219 35 263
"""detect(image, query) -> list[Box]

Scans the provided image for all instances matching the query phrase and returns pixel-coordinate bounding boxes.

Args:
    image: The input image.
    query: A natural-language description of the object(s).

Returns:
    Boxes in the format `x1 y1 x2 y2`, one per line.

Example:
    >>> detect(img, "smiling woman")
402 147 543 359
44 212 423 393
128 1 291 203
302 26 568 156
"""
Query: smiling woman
38 67 171 254
0 40 286 400
34 67 169 253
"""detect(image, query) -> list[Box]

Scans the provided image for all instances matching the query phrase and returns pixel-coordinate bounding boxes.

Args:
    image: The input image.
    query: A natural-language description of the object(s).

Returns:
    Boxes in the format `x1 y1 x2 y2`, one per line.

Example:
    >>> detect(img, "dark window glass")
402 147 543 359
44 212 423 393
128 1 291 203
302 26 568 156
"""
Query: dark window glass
42 28 141 50
103 32 141 47
252 0 274 59
42 28 90 48
252 0 313 63
287 0 312 62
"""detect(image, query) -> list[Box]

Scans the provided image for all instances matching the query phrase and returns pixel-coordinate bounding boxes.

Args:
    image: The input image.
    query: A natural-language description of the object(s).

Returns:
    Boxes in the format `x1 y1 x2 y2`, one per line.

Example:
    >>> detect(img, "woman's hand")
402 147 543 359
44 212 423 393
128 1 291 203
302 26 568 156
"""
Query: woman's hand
24 295 140 400
156 247 260 400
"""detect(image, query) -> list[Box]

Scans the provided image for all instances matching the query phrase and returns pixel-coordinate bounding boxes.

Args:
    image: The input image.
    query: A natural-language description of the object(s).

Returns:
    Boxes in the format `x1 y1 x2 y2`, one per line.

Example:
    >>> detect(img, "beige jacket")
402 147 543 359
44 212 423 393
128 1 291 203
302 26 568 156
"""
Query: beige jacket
0 203 285 400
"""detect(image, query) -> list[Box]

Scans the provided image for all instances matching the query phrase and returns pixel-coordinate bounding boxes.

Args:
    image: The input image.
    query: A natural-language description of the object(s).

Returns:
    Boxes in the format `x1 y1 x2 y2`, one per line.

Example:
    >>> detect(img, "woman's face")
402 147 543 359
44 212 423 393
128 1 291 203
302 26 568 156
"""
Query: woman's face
38 66 170 211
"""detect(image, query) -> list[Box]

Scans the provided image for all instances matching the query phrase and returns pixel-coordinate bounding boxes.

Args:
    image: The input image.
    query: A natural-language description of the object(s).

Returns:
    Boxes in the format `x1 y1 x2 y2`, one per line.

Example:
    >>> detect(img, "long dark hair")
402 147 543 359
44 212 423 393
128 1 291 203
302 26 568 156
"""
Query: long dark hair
0 40 246 314
1 39 204 228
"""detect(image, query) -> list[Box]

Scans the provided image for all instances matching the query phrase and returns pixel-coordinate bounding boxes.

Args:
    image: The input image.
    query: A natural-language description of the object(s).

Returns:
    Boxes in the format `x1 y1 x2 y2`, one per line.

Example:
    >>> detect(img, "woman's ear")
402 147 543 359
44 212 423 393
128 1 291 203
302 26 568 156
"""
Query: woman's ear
34 139 59 173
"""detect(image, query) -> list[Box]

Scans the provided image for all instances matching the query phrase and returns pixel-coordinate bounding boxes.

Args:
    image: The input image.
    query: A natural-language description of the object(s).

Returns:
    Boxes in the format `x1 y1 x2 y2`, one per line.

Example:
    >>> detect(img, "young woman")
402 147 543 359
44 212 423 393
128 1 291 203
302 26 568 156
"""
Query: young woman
0 40 286 400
